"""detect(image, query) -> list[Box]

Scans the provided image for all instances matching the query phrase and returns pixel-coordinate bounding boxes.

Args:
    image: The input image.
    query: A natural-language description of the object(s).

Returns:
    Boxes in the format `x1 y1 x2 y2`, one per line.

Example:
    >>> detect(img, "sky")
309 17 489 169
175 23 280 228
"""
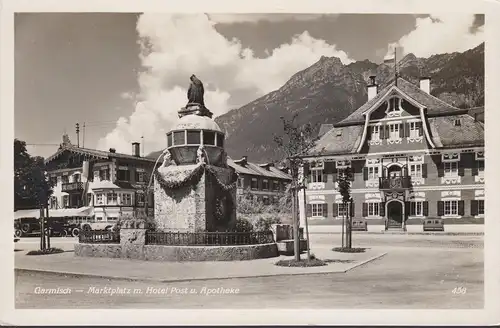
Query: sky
14 13 484 159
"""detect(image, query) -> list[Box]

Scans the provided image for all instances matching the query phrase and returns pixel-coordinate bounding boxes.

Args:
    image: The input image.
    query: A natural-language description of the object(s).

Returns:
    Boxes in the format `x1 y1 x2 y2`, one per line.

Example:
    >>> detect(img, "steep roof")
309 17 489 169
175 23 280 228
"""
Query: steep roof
428 114 484 148
45 145 156 165
227 158 291 180
318 124 334 137
307 124 364 156
338 77 460 125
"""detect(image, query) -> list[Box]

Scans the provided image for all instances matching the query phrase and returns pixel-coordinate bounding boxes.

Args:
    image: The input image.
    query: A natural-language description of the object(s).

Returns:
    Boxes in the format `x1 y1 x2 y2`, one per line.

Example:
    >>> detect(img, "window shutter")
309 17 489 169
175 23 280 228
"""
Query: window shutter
362 203 368 217
472 162 478 176
363 167 368 181
471 200 478 216
399 123 404 138
323 203 328 217
332 163 337 182
367 126 372 140
350 202 355 217
422 164 428 178
385 125 390 139
307 204 312 217
410 202 416 216
349 167 355 181
405 201 411 218
437 201 444 216
418 122 423 136
303 163 310 177
323 172 328 183
423 201 429 216
458 162 464 176
437 162 444 177
405 123 410 137
333 203 338 217
458 200 465 216
379 202 385 217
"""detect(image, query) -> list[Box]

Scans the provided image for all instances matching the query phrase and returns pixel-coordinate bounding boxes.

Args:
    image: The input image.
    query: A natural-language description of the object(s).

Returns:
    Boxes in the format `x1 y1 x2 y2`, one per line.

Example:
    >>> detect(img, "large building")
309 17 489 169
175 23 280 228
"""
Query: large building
299 76 484 230
39 135 156 223
228 156 292 205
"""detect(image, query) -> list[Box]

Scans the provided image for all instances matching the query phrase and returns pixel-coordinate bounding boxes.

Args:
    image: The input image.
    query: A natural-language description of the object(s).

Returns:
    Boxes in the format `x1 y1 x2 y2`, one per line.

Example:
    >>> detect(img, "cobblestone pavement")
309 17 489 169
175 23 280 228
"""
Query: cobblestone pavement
15 246 483 309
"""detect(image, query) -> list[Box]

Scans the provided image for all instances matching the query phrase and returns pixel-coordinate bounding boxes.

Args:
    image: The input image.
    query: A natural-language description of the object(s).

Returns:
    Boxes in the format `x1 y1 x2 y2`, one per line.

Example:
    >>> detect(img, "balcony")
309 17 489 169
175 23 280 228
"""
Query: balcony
378 176 411 190
62 182 84 192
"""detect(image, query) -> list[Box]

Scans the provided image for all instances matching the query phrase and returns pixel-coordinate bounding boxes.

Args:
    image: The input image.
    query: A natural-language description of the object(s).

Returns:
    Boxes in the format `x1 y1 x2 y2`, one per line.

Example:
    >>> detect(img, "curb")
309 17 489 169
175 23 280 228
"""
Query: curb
14 252 387 283
310 232 484 236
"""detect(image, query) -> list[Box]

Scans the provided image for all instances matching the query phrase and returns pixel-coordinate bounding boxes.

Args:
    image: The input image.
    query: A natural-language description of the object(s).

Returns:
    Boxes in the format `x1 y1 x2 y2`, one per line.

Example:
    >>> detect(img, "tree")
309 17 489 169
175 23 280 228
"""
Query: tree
14 139 54 251
273 114 320 261
337 167 353 249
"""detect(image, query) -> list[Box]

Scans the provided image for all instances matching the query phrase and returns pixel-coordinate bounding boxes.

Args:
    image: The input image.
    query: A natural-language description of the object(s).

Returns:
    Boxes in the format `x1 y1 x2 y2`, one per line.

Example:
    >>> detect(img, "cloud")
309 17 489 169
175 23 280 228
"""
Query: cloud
97 13 352 155
207 14 337 24
385 14 484 58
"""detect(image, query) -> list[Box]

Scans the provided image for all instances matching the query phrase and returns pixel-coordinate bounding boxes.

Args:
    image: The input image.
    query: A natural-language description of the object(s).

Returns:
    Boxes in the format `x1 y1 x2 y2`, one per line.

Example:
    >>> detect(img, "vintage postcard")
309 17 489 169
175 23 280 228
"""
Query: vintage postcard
1 0 499 326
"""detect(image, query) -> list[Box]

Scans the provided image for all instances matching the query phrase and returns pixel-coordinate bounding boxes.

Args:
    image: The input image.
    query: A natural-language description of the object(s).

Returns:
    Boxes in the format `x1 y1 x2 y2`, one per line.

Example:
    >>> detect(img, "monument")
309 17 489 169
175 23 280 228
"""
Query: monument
153 75 237 232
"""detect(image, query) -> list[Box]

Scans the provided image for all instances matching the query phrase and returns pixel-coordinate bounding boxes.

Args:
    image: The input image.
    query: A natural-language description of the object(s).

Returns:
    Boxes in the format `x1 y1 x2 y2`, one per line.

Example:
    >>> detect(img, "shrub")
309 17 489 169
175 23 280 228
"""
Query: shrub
275 258 326 267
332 247 366 253
235 217 254 232
254 216 282 232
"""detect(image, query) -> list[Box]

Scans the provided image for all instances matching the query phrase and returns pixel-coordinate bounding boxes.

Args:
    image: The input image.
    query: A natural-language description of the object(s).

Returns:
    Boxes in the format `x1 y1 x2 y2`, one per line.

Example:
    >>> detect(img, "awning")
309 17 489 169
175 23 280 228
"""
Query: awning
14 206 94 220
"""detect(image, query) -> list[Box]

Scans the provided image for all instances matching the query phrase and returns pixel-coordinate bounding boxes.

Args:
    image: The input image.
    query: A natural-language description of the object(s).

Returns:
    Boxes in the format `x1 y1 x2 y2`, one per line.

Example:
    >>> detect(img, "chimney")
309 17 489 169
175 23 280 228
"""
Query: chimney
109 148 116 153
367 75 378 101
132 142 140 157
242 156 248 165
419 77 430 94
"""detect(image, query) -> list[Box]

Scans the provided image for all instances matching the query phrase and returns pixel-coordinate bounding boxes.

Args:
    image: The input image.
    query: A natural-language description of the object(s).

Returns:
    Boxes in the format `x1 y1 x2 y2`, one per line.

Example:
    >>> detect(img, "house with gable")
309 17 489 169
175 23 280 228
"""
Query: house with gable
299 75 484 231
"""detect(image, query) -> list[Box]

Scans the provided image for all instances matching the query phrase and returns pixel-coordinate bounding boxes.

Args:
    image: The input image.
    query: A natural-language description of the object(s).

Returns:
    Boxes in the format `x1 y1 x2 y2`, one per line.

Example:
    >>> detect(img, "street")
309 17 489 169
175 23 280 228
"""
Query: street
15 234 483 309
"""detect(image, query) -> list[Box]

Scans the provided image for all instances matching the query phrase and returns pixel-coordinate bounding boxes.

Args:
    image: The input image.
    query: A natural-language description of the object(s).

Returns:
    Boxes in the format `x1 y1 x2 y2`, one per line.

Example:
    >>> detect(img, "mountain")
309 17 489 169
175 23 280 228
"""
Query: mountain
213 43 484 163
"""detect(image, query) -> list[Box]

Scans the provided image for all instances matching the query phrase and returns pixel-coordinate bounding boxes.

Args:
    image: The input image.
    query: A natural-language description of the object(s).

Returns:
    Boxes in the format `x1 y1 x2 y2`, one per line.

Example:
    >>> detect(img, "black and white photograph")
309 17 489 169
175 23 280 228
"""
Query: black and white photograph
1 0 499 326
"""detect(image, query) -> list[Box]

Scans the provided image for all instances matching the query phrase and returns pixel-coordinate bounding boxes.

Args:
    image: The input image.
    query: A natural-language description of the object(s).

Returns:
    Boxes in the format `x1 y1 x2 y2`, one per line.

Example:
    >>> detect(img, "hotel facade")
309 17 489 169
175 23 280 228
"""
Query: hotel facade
299 76 484 230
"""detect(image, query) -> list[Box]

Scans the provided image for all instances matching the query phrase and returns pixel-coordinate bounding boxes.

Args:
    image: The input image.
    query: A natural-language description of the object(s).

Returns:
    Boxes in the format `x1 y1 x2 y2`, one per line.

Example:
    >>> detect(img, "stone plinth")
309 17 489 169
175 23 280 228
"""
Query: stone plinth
154 164 236 233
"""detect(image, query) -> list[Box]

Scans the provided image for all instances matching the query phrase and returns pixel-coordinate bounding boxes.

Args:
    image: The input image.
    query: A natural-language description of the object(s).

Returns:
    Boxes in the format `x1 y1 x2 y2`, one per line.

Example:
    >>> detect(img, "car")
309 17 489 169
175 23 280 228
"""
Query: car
14 233 19 243
423 218 444 232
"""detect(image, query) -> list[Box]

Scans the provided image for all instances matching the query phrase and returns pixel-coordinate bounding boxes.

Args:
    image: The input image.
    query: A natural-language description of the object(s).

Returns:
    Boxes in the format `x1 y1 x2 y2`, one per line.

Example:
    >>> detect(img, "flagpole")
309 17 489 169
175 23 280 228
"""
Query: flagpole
394 47 397 86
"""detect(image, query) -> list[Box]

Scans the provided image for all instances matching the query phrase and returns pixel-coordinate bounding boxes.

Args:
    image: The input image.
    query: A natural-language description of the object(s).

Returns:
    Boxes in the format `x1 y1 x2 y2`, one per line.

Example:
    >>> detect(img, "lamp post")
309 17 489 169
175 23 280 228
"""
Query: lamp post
348 196 354 249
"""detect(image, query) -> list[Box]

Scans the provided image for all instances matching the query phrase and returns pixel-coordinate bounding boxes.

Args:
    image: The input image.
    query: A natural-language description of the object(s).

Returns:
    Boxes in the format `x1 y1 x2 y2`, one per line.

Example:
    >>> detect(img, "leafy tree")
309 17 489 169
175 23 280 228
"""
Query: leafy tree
273 114 321 261
337 167 353 249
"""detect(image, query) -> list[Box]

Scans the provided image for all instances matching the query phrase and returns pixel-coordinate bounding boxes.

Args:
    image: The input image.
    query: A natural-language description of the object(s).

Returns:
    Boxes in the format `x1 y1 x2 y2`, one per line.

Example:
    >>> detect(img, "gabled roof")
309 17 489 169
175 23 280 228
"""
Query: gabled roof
227 158 291 180
307 124 364 157
338 77 460 125
318 124 334 138
45 145 156 165
428 114 484 148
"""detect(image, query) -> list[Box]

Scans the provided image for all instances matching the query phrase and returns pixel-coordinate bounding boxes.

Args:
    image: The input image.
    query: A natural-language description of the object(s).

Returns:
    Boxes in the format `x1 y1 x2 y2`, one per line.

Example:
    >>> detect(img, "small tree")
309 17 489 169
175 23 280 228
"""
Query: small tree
274 114 320 261
337 167 353 249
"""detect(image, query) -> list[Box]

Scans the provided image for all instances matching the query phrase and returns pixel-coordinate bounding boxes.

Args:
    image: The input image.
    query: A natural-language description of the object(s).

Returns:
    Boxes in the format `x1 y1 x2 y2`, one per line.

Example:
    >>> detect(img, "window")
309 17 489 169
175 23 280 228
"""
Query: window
49 176 57 186
311 169 323 183
61 175 69 184
262 179 269 190
216 133 224 147
237 177 244 188
72 174 80 183
444 200 458 216
273 181 280 191
50 196 57 209
371 125 380 140
117 169 130 181
368 202 379 216
478 200 484 215
86 193 93 206
136 171 146 183
107 192 118 205
251 178 258 190
136 193 145 205
187 131 201 144
410 164 422 178
99 169 109 181
121 193 132 206
96 217 103 221
411 201 424 216
203 131 215 145
389 123 400 139
337 203 348 217
263 196 270 205
388 97 400 112
62 195 69 207
312 204 324 217
107 217 118 222
173 131 186 145
167 133 173 147
444 162 458 177
95 193 104 205
368 166 379 180
409 122 420 138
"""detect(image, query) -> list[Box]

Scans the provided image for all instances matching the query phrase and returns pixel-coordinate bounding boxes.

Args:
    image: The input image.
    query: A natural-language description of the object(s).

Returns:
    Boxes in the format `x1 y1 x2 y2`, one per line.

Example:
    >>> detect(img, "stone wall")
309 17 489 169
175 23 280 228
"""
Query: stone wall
75 243 121 258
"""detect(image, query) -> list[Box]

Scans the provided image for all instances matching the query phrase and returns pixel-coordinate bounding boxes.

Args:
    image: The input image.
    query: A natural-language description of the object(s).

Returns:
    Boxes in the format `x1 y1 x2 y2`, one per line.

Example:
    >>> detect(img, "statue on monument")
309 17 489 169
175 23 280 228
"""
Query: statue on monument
187 74 205 107
179 74 213 118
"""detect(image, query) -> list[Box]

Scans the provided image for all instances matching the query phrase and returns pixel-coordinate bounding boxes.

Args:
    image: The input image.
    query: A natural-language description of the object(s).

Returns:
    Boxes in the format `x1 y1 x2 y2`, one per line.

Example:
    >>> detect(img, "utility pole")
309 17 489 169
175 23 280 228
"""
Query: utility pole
141 136 144 157
82 122 86 148
76 123 80 148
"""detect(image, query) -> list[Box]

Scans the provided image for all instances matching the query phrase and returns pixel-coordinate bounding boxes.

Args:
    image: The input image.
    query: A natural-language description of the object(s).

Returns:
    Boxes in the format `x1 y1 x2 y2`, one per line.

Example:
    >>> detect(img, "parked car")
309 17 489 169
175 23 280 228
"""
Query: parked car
423 218 444 232
352 219 368 231
14 233 19 243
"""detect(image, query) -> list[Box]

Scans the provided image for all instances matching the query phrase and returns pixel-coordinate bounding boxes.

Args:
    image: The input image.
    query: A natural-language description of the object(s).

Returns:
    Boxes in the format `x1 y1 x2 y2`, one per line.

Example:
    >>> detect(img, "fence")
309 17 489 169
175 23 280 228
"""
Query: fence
145 231 274 246
79 230 120 244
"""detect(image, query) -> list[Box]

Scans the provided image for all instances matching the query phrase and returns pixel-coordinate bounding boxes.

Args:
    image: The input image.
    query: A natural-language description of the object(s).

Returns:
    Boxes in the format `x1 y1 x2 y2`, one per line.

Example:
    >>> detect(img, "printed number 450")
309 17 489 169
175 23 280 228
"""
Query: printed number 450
452 287 467 294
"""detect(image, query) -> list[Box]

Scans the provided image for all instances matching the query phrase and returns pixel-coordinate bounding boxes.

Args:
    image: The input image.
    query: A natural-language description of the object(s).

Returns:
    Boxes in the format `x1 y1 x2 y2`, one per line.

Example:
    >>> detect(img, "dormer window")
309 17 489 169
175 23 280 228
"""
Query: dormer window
387 97 401 113
336 130 342 137
371 125 380 140
454 118 461 126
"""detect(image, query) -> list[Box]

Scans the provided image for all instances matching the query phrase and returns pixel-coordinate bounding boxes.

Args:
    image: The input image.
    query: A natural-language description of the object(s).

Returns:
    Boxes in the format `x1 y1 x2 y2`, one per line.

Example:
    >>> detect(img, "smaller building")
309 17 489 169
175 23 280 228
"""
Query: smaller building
228 156 292 205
